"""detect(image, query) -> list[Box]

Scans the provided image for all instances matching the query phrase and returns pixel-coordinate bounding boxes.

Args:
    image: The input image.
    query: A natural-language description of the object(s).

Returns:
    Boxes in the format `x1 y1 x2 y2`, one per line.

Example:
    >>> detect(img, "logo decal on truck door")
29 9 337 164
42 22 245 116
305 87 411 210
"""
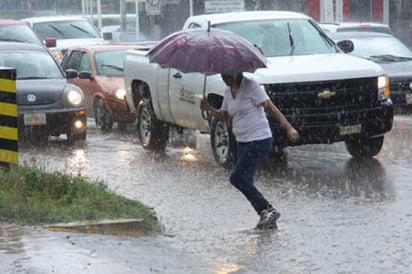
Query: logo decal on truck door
179 86 195 104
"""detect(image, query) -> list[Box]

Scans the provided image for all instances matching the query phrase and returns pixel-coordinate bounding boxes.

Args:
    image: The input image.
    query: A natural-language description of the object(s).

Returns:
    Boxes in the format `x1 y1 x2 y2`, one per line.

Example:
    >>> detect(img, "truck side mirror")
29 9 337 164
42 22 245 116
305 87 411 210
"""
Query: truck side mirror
337 40 354 54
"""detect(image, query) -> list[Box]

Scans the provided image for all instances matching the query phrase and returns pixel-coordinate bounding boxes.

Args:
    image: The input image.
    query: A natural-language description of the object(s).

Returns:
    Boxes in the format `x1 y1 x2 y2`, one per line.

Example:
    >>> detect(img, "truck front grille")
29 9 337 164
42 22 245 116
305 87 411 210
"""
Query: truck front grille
265 77 379 126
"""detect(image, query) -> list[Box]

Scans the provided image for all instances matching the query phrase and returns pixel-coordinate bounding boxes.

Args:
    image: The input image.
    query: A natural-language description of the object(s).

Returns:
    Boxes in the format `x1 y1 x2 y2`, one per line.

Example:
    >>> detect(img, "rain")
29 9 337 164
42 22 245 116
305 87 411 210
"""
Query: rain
3 115 412 273
1 0 412 273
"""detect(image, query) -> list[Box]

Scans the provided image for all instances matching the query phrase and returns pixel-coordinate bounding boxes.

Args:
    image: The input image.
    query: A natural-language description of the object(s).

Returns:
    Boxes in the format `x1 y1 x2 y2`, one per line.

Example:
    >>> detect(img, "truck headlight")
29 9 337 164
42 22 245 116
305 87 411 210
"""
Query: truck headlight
378 75 390 100
115 88 127 100
67 89 83 106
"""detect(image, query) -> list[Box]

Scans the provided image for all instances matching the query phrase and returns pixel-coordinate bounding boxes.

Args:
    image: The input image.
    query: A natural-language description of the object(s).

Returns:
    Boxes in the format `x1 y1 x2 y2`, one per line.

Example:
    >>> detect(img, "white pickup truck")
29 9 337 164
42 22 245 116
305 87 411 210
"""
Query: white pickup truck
124 11 393 166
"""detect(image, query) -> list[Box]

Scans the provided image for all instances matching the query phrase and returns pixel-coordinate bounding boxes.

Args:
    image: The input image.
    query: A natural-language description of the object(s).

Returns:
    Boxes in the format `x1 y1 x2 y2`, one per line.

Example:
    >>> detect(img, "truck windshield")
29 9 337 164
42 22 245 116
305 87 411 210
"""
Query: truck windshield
216 19 337 57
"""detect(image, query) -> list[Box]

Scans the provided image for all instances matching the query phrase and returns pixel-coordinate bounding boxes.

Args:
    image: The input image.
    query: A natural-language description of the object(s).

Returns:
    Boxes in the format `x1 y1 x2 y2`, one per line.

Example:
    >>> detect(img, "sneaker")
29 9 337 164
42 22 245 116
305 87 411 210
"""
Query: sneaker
256 208 281 229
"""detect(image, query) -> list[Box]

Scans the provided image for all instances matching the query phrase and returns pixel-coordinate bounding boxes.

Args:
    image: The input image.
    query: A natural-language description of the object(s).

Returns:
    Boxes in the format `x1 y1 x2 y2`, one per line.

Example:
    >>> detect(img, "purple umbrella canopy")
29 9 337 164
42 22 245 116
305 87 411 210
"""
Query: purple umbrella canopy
147 26 267 75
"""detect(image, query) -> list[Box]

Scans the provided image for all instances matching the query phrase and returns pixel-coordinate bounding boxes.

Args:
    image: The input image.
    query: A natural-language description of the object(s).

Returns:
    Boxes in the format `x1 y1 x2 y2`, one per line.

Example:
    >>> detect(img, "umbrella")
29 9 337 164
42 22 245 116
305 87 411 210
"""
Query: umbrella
147 23 267 89
147 23 267 119
147 27 267 76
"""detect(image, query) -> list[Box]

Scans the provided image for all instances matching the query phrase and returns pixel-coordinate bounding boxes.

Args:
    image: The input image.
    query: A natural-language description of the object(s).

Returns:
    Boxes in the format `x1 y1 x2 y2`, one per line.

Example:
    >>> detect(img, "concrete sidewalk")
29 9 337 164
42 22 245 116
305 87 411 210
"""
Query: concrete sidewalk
0 223 210 274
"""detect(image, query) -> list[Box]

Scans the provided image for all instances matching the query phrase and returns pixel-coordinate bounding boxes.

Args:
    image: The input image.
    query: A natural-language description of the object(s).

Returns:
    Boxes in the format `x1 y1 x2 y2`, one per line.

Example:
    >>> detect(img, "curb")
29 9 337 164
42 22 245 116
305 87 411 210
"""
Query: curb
44 218 147 236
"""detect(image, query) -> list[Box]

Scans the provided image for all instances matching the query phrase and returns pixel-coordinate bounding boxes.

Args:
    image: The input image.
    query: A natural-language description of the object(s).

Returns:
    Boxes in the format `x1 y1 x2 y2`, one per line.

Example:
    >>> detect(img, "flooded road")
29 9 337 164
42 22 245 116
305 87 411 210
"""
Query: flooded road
2 115 412 273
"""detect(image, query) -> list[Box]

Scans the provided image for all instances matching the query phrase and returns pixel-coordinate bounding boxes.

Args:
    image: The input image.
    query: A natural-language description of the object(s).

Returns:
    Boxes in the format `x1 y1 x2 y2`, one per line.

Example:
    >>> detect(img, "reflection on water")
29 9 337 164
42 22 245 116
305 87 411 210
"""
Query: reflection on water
343 157 388 199
260 153 394 201
65 149 87 177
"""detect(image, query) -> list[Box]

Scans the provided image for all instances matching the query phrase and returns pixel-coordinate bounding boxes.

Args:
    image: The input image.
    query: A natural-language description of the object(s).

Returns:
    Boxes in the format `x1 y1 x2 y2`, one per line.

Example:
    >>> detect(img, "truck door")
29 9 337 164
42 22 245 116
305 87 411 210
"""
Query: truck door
168 69 208 130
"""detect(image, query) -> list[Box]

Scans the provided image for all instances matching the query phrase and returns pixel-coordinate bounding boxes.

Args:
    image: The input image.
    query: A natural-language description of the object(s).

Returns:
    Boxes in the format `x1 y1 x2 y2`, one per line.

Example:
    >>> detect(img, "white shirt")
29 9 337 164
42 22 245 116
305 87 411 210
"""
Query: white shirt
221 76 272 142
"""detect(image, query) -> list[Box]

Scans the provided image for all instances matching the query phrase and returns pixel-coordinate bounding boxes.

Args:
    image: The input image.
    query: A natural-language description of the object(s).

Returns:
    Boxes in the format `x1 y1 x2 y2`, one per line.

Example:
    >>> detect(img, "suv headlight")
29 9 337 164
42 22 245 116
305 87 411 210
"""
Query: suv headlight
377 75 390 100
66 89 83 106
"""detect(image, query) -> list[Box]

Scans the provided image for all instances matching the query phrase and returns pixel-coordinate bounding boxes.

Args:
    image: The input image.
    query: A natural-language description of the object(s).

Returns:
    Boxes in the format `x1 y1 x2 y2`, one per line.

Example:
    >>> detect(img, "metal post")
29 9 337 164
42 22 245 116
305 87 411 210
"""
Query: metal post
120 0 127 32
97 0 102 29
135 0 140 40
89 0 94 21
81 0 85 15
189 0 193 16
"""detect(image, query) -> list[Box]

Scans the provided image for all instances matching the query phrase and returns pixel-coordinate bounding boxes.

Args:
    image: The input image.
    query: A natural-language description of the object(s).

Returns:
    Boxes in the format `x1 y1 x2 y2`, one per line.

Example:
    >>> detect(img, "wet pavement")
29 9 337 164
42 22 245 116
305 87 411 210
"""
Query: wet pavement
1 115 412 273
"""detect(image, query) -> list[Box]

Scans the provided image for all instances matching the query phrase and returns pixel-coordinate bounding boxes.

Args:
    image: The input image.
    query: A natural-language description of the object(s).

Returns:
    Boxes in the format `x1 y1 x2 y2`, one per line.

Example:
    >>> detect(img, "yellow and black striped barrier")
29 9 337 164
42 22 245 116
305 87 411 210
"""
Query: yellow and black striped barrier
0 67 18 169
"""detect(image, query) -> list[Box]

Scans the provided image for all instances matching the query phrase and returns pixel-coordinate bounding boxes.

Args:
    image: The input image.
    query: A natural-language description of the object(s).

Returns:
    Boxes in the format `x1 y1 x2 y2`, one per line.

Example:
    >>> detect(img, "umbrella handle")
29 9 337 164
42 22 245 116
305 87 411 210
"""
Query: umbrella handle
201 75 208 120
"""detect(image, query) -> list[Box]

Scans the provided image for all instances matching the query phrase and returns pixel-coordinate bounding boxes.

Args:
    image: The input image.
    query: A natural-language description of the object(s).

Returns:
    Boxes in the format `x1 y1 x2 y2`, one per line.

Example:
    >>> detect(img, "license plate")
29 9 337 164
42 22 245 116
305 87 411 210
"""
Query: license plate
24 113 46 126
339 124 361 136
406 93 412 105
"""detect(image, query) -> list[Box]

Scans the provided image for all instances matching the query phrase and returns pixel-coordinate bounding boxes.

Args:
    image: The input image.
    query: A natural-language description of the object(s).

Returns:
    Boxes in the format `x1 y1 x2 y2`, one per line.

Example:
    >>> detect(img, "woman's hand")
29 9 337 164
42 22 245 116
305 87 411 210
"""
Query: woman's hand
200 98 211 112
287 127 299 142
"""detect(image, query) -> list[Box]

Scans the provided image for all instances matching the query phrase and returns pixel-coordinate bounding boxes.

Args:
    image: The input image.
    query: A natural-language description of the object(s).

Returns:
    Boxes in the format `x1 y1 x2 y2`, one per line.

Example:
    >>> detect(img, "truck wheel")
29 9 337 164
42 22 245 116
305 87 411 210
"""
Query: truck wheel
136 99 169 151
210 118 236 168
94 98 113 131
345 136 384 158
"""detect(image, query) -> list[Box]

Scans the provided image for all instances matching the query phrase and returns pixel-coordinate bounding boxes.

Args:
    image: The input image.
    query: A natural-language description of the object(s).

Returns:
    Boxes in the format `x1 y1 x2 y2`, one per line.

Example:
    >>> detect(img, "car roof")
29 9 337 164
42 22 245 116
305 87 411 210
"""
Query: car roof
185 10 310 27
0 19 27 26
320 21 392 34
0 41 47 51
329 31 393 40
21 16 89 24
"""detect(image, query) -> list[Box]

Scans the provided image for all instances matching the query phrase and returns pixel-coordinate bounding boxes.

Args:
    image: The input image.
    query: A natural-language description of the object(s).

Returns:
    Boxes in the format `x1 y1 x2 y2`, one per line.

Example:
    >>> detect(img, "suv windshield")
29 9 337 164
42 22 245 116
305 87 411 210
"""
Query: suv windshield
33 20 101 40
215 19 337 57
0 25 43 46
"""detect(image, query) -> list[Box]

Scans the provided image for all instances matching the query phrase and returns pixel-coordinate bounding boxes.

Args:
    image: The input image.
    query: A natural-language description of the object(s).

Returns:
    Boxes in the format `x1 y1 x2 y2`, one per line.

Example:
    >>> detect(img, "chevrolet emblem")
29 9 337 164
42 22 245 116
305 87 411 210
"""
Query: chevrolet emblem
317 90 336 99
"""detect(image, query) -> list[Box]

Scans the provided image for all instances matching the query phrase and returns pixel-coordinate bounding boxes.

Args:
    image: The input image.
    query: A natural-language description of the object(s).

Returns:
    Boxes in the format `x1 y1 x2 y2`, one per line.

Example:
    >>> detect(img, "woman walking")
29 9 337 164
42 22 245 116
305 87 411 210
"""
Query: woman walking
201 72 299 229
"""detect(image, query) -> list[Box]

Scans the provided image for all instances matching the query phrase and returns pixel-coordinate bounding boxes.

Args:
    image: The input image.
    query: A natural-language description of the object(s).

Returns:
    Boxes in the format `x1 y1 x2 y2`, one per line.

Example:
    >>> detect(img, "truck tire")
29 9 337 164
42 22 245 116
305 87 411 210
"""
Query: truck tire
210 118 236 168
136 99 169 151
94 98 113 131
345 136 384 158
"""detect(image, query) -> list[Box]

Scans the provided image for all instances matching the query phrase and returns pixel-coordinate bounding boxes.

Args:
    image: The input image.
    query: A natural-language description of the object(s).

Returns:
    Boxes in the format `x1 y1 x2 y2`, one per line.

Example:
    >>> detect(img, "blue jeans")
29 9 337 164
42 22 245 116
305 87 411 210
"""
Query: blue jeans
230 137 273 214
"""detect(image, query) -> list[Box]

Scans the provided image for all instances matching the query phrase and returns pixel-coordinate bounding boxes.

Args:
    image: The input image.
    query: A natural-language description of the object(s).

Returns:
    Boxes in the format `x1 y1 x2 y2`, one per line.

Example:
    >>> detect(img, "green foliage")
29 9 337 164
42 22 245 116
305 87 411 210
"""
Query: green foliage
0 166 161 233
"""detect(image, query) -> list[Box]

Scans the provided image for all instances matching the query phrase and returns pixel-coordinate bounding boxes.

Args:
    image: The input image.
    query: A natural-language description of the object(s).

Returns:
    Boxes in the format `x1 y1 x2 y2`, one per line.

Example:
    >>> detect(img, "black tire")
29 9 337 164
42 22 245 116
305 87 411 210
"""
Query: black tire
94 98 113 131
345 136 384 158
136 99 169 151
210 118 236 168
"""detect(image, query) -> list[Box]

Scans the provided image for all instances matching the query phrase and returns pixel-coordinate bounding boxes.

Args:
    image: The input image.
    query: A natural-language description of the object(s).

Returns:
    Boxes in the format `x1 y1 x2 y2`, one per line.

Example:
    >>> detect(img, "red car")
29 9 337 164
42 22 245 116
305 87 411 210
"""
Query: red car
61 44 146 131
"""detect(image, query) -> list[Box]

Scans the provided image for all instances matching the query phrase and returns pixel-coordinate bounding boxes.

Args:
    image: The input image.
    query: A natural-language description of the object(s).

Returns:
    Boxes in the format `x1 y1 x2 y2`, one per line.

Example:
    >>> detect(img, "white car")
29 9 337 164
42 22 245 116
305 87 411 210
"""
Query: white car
319 21 393 34
22 16 107 62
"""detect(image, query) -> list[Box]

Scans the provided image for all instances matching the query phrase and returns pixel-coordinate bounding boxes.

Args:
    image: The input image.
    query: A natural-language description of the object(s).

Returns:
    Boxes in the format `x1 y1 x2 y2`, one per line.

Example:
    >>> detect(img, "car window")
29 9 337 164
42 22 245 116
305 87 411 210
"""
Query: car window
79 52 92 72
187 22 201 29
94 50 127 76
61 50 83 71
32 20 101 39
215 19 336 57
349 37 412 58
0 25 43 46
0 50 64 79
